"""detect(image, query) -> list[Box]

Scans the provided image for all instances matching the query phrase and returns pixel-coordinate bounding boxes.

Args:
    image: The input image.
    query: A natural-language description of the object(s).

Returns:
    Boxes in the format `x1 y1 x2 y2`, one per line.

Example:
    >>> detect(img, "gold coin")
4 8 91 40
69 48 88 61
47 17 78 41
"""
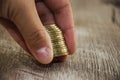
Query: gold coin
45 24 68 57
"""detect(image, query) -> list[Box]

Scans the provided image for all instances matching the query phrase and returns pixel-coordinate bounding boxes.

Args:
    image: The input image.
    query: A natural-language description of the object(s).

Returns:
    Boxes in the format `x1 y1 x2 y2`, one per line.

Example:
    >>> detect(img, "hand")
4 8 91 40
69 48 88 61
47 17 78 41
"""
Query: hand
0 0 76 64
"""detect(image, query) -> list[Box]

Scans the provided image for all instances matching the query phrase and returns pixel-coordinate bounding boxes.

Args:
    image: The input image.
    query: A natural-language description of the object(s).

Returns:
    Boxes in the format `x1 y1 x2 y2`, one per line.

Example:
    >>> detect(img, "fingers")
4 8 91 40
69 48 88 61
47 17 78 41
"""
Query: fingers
36 2 68 62
43 0 76 54
9 0 53 64
36 2 55 25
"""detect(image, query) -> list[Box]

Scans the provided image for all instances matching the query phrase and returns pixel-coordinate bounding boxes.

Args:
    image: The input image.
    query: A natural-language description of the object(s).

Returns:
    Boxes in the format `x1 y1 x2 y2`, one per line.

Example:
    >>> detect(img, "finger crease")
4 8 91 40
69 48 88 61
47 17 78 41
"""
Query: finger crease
62 27 74 34
53 3 69 14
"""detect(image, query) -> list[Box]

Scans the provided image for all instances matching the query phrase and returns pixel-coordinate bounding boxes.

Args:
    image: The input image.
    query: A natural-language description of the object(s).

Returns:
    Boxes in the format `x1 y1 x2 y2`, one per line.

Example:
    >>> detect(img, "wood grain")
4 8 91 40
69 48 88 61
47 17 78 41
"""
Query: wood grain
0 0 120 80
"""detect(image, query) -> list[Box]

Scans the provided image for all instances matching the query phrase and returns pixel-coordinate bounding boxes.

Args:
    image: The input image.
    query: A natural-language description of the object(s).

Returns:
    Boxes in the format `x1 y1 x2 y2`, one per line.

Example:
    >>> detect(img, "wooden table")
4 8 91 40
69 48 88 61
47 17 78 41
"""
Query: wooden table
0 0 120 80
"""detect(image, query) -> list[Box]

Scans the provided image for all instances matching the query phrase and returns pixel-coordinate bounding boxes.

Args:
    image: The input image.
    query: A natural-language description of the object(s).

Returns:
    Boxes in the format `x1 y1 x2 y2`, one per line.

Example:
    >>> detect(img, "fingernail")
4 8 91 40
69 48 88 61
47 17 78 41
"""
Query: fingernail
36 47 53 64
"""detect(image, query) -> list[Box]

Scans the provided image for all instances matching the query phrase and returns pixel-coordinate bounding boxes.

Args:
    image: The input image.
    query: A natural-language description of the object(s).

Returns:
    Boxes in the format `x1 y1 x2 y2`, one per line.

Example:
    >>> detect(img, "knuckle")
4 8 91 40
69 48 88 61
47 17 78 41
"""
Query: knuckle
53 3 70 14
62 26 74 33
26 30 47 49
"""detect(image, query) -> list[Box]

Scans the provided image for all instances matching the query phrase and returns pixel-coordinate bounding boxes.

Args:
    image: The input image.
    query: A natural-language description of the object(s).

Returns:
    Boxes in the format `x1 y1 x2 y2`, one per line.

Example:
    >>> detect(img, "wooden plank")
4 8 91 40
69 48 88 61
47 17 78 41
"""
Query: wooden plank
0 0 120 80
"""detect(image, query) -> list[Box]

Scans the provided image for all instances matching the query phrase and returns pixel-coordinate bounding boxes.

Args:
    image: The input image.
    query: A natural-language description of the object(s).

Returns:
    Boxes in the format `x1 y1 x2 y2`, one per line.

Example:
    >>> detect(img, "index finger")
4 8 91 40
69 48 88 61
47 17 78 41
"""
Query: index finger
43 0 76 54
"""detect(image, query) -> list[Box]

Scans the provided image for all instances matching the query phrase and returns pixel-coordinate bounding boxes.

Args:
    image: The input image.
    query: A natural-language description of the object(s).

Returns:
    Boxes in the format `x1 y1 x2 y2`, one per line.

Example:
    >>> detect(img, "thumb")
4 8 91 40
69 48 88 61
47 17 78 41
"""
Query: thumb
9 0 53 64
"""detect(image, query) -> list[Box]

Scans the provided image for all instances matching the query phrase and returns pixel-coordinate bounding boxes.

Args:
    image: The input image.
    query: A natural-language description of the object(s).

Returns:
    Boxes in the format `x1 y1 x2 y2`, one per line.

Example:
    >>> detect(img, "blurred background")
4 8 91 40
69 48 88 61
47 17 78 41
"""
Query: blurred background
71 0 120 27
0 0 120 80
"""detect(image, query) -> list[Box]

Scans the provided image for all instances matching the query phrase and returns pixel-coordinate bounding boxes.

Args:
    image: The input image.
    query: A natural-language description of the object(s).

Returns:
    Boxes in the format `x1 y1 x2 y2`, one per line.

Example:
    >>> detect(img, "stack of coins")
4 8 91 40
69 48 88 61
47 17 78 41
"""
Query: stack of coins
45 24 68 57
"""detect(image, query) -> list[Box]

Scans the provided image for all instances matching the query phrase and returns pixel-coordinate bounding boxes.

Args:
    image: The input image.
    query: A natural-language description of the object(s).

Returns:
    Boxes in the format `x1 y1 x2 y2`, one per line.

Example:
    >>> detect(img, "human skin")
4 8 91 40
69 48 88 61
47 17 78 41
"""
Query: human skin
0 0 76 64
